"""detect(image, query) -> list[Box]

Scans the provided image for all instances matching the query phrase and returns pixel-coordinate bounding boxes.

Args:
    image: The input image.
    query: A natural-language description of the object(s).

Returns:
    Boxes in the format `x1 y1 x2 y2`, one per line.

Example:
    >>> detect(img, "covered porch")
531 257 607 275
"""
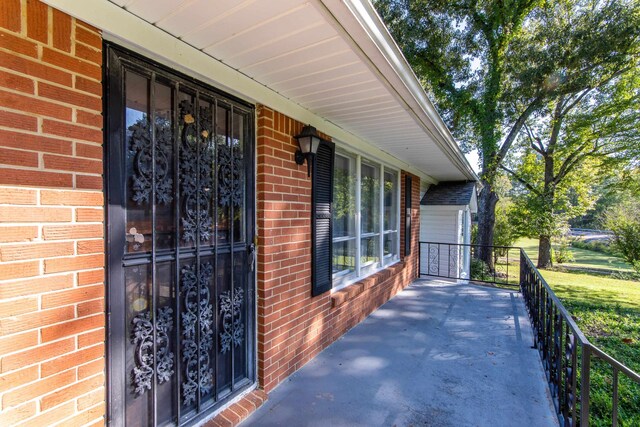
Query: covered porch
241 279 558 426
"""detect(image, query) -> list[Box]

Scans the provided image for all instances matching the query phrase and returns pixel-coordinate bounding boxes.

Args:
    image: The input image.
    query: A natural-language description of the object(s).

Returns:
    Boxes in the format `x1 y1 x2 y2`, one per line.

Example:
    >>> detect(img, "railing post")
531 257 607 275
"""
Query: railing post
519 250 524 299
565 328 578 427
447 243 451 278
506 249 509 285
580 344 591 427
612 368 619 427
493 247 496 283
418 242 422 277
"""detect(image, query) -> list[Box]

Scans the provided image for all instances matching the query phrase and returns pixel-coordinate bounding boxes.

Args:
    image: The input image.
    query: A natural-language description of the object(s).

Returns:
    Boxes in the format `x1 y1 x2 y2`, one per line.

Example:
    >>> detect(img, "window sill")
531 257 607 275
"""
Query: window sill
330 260 405 308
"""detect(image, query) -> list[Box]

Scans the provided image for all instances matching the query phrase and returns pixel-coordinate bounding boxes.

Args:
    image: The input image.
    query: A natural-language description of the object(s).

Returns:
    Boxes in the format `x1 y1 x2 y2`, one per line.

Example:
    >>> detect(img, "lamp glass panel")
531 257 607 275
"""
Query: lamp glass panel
310 136 321 154
298 136 312 153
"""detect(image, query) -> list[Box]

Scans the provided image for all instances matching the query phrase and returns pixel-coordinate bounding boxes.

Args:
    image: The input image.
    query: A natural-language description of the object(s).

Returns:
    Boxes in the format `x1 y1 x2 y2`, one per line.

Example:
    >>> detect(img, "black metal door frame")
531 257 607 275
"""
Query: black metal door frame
104 43 256 427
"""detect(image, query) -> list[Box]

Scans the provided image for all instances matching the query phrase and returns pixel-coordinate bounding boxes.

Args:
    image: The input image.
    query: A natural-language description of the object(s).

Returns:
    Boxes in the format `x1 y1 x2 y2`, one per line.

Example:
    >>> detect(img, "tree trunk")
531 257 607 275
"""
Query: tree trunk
538 235 553 268
476 179 499 271
537 149 556 269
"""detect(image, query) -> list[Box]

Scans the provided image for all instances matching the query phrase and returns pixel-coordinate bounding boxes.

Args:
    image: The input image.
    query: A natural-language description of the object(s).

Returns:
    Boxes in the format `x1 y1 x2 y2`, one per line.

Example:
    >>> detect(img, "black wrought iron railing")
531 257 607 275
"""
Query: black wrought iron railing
418 241 520 287
417 242 640 426
520 250 640 427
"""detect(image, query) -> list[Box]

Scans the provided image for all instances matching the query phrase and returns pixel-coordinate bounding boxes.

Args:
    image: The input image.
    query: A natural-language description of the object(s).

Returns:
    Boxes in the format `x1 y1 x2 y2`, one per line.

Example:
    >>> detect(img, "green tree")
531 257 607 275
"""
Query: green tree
487 174 519 252
504 65 640 267
508 152 598 265
375 0 640 268
570 175 623 229
493 199 518 251
604 199 640 273
572 167 640 229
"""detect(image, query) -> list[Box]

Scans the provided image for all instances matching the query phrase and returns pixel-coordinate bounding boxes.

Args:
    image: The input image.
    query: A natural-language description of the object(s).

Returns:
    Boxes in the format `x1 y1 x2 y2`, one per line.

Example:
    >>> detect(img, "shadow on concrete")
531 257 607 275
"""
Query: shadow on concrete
242 280 558 427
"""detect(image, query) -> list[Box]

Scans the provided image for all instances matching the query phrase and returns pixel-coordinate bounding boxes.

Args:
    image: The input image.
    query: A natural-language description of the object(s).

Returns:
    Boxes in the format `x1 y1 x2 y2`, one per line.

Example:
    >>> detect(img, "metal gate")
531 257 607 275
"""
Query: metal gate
105 45 255 426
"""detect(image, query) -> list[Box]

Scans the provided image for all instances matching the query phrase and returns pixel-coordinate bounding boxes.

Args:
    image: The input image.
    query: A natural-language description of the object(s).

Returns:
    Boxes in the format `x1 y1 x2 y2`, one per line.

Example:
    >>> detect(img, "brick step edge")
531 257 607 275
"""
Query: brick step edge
203 389 269 426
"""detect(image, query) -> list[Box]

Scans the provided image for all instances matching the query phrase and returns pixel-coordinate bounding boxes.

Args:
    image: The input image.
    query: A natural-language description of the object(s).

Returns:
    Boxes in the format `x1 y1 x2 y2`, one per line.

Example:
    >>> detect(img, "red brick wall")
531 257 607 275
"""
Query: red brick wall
0 2 105 425
256 105 420 393
400 170 420 276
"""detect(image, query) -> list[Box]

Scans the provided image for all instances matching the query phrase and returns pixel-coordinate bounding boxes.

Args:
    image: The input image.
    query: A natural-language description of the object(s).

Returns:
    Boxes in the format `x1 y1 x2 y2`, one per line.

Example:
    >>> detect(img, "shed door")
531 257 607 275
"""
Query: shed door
105 45 255 426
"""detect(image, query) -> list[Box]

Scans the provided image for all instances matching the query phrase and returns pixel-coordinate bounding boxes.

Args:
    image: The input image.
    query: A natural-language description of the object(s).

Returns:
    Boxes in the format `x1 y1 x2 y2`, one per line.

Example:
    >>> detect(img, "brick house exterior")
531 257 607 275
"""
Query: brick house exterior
256 106 420 393
0 1 475 426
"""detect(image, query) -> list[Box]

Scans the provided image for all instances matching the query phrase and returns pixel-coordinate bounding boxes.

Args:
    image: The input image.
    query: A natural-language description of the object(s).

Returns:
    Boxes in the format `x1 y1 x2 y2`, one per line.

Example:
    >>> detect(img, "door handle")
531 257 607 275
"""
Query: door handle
247 243 256 272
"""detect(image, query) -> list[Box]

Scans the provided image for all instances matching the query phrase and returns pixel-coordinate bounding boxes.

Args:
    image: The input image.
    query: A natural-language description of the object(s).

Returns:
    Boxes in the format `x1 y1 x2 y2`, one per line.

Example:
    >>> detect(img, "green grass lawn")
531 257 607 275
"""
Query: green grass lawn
517 237 633 272
516 238 640 426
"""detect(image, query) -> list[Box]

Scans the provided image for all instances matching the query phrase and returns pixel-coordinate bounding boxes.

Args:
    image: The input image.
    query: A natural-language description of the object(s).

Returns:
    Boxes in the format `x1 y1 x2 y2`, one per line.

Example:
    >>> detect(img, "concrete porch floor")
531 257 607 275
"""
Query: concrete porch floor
242 280 558 427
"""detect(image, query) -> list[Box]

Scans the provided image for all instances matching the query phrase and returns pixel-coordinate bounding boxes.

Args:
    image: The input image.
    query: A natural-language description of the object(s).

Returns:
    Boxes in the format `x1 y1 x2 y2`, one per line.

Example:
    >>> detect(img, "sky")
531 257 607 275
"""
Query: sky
466 149 481 173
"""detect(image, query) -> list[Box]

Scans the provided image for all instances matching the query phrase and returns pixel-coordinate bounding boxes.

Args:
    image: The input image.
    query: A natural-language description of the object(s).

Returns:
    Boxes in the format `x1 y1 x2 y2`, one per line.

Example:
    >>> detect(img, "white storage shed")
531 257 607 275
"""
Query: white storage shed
420 181 478 281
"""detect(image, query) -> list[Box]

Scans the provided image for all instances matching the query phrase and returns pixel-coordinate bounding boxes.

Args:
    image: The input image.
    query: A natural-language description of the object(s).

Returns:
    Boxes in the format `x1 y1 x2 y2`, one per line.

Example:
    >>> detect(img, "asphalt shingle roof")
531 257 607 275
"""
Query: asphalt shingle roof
420 181 476 206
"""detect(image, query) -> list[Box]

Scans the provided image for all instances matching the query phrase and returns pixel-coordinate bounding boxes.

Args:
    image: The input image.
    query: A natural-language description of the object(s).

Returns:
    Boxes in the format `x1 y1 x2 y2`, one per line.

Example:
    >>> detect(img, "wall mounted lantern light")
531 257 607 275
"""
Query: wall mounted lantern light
294 124 322 177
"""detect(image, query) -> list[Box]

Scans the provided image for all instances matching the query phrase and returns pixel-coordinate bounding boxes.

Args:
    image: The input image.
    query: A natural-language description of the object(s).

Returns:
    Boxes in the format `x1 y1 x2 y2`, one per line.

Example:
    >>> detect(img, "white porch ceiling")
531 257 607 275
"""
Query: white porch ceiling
106 0 475 182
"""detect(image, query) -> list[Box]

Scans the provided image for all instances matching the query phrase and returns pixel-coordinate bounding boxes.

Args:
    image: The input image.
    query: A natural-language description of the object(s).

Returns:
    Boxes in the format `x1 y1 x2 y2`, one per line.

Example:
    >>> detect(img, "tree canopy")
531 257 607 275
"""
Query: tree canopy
375 0 640 266
503 8 640 266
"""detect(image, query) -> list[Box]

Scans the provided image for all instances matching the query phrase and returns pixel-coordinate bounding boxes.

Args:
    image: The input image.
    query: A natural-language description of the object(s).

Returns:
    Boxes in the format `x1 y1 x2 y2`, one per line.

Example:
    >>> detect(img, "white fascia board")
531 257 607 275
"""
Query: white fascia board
469 189 479 213
318 0 479 182
42 0 436 184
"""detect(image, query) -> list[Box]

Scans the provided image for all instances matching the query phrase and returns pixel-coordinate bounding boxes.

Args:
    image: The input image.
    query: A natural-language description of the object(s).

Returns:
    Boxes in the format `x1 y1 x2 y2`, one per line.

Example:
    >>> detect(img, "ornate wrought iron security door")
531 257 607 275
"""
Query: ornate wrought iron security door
106 46 255 427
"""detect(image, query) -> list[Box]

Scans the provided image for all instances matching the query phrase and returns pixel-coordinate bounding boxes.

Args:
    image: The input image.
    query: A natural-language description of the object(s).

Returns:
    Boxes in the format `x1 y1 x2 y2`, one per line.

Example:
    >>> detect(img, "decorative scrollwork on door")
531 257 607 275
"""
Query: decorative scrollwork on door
217 144 243 208
181 262 215 405
179 100 213 243
131 306 175 396
128 117 174 206
219 288 244 354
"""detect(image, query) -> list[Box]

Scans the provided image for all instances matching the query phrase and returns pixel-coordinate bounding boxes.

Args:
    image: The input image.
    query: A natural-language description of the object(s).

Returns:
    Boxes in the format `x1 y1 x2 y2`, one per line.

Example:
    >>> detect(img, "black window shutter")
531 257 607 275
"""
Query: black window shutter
311 140 335 296
404 175 412 256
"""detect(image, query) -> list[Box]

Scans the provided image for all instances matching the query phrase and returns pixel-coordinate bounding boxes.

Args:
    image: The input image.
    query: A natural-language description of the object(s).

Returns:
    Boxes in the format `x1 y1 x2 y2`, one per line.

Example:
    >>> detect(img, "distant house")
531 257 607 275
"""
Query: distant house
0 1 477 425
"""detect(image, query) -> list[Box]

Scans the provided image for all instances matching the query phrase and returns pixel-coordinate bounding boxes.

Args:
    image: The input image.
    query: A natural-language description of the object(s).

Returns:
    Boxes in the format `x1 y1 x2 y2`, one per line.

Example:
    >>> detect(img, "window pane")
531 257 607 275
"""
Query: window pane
333 154 356 239
216 105 231 246
153 80 175 251
383 170 397 232
333 153 356 278
383 169 398 263
177 90 196 249
384 232 397 258
361 235 379 267
333 239 356 275
360 161 380 234
197 97 214 247
123 264 153 425
232 111 245 243
125 71 151 253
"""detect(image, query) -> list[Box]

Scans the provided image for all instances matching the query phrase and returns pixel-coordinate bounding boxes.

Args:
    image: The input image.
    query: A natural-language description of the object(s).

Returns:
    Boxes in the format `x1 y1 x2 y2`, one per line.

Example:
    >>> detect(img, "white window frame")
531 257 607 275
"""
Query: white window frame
332 148 401 290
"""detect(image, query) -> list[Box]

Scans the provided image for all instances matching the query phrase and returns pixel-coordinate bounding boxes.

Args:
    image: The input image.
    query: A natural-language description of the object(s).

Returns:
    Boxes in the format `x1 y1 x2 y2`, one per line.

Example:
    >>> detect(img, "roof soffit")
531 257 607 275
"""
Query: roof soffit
45 0 477 182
